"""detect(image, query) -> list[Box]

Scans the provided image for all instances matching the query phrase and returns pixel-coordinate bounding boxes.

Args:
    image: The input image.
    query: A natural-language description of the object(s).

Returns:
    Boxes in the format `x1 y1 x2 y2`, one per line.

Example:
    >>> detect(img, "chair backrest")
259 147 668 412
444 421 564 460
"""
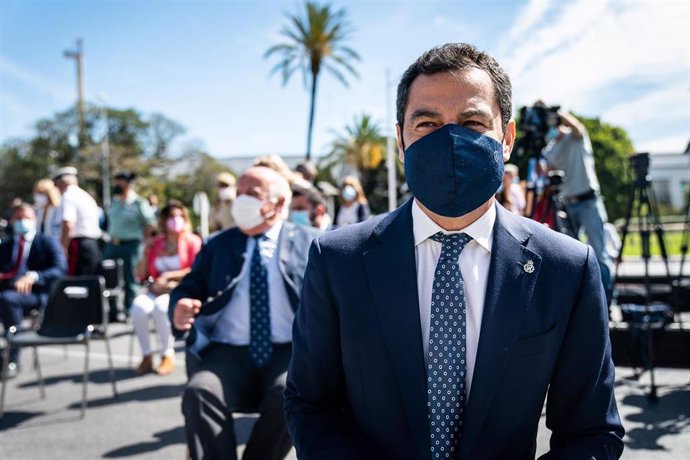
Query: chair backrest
97 259 124 291
38 276 107 338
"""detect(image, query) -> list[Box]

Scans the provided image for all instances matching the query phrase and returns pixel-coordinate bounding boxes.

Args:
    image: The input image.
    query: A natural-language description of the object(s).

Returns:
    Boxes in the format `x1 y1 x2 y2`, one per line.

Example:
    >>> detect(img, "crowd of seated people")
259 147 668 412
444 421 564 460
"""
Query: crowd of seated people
0 158 371 385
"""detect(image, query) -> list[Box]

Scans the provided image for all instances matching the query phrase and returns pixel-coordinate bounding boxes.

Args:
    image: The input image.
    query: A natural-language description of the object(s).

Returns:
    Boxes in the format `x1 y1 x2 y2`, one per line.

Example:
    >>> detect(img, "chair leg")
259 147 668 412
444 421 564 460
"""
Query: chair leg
33 347 45 399
81 339 90 418
128 327 134 367
0 343 11 418
103 334 118 397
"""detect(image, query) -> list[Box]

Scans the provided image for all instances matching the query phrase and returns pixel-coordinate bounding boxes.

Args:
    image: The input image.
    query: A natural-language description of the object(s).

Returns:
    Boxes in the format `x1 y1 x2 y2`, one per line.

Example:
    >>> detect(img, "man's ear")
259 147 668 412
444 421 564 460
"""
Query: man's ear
396 123 405 162
314 204 326 216
503 119 516 162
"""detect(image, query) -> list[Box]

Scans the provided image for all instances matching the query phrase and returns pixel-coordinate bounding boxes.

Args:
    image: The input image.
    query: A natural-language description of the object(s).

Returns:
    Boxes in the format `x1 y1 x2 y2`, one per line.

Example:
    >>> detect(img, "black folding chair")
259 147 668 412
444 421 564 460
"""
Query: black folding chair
97 258 125 320
0 276 118 418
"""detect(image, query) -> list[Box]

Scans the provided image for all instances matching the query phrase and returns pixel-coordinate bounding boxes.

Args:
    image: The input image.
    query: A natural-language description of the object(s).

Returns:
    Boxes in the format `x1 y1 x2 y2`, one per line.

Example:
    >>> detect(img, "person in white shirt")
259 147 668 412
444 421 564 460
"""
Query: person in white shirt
52 167 102 275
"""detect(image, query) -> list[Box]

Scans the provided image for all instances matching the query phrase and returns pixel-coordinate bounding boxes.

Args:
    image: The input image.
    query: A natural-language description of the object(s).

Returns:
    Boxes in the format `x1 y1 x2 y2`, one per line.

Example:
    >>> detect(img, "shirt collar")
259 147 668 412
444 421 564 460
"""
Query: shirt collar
263 219 283 242
18 231 36 243
411 199 494 253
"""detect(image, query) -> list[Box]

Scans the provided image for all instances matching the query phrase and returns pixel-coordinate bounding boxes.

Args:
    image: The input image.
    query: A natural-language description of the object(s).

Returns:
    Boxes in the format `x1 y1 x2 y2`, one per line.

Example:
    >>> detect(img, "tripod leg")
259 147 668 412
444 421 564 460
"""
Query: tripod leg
615 181 638 279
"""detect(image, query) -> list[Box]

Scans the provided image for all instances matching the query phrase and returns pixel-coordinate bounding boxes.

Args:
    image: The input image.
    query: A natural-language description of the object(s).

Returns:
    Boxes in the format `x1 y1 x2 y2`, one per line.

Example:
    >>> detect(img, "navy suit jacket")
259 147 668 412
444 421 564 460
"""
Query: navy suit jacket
285 200 624 459
0 234 66 296
170 221 320 355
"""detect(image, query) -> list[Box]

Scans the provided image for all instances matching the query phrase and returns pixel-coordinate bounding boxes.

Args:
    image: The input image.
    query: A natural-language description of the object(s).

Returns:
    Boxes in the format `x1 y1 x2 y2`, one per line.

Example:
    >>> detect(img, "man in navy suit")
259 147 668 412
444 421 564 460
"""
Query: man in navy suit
0 203 66 377
170 166 319 460
285 43 624 459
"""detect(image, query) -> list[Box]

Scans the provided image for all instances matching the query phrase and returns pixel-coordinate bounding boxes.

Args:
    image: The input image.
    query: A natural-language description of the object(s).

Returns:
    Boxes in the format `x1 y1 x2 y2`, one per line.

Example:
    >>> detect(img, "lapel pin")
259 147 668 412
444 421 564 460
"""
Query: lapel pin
523 260 535 274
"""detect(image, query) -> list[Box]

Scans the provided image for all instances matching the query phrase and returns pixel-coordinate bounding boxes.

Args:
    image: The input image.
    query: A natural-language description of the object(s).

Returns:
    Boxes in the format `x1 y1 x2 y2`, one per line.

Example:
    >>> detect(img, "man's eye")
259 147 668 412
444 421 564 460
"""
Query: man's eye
415 121 437 129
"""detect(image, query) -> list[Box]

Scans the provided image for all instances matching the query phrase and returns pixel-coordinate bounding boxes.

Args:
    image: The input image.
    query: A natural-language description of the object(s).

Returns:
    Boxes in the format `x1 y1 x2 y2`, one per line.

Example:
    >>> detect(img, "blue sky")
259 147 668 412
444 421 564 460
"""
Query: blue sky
1 0 689 159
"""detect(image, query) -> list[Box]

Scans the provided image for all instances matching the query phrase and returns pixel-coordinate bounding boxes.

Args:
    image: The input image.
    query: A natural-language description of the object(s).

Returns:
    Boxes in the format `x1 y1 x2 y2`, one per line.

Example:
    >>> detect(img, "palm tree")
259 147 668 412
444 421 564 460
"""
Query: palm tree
322 113 385 176
265 1 360 160
321 113 403 214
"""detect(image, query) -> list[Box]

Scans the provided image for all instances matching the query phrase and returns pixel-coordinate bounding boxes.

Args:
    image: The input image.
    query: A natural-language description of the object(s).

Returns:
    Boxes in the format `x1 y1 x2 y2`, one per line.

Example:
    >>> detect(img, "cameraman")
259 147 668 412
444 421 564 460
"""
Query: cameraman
542 107 613 298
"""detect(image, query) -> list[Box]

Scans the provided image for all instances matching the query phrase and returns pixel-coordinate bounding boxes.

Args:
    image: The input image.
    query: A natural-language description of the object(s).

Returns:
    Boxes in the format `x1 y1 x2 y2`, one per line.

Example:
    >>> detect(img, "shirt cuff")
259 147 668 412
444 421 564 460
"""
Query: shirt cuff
26 271 39 282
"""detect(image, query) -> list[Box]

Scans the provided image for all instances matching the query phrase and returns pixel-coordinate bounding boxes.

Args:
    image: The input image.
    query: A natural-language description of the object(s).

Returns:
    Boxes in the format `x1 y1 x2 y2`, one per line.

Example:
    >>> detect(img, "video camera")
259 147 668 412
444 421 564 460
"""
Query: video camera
516 104 561 157
629 152 651 187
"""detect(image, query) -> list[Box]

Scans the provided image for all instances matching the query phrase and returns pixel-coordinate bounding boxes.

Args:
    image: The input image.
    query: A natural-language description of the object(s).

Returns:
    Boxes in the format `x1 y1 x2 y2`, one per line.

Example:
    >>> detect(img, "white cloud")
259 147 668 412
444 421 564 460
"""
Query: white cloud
501 0 690 152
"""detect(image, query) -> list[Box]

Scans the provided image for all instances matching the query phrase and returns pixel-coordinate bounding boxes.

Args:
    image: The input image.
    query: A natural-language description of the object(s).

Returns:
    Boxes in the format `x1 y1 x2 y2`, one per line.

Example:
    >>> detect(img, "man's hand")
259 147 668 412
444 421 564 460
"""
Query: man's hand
14 275 35 295
173 298 202 331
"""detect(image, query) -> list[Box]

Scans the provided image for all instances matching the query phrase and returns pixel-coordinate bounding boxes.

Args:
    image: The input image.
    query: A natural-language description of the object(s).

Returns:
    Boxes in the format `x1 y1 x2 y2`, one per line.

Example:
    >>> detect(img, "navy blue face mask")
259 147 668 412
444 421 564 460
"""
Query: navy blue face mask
403 124 504 218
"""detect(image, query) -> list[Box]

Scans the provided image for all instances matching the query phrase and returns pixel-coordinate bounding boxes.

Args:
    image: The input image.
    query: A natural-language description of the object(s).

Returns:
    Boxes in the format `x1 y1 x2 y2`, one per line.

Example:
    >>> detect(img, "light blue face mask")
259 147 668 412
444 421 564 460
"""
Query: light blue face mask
404 124 504 217
290 210 312 227
13 218 35 237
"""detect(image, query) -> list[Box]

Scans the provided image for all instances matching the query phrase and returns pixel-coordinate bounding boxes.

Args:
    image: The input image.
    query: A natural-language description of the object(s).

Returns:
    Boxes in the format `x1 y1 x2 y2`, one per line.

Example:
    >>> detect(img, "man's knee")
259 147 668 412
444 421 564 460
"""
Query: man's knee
182 371 226 417
262 378 287 413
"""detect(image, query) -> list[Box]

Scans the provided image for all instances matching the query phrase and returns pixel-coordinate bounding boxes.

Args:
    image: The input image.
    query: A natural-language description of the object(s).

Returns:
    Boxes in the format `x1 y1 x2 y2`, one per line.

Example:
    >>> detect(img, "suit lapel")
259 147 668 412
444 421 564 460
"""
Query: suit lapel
362 200 431 460
459 206 541 457
278 222 300 305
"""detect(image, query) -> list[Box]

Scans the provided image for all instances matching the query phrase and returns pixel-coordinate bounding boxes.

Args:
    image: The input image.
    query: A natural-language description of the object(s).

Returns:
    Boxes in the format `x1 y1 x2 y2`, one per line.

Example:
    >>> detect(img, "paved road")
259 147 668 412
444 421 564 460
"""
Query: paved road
1 321 688 459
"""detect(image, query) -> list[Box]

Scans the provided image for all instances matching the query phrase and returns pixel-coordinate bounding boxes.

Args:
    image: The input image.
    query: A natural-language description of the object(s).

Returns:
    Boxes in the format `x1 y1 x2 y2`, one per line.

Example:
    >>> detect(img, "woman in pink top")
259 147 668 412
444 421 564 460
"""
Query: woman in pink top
132 200 202 376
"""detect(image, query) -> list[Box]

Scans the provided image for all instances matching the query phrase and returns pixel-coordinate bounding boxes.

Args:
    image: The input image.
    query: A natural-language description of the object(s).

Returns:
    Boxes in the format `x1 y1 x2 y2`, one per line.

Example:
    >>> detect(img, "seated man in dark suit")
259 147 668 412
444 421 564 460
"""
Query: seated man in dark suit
0 203 67 377
286 43 624 459
170 166 319 460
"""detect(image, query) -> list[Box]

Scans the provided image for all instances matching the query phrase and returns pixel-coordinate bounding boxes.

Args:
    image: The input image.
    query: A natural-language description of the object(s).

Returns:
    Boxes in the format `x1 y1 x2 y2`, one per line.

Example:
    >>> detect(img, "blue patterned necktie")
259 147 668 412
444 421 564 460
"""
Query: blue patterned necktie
427 231 473 459
249 235 272 368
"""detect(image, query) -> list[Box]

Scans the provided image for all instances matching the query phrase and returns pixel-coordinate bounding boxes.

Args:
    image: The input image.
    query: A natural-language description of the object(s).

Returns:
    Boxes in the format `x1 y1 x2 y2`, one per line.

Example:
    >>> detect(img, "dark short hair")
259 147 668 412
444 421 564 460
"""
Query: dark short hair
292 185 326 208
396 43 512 132
159 199 190 228
114 171 136 182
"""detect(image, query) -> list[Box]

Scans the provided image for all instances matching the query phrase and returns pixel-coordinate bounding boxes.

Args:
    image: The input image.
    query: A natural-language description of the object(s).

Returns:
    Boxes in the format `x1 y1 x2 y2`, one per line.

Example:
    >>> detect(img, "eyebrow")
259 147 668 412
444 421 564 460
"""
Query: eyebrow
458 109 493 121
409 108 494 122
409 109 441 121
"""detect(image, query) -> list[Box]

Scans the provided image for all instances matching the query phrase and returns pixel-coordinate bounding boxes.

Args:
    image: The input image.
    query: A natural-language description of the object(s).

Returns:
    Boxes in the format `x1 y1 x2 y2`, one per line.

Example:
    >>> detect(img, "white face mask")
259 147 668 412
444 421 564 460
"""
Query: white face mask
231 195 266 230
34 194 48 208
219 186 236 201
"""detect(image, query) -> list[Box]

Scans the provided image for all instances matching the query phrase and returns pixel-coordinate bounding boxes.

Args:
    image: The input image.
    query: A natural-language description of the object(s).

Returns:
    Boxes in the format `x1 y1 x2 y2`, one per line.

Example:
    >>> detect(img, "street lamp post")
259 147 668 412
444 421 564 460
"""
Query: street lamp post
97 95 111 212
385 69 397 212
63 38 86 148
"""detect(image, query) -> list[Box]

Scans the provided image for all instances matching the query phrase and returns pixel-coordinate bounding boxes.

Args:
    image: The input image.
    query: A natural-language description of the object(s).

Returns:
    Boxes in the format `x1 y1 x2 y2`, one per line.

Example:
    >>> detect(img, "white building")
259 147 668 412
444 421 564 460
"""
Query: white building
649 149 690 210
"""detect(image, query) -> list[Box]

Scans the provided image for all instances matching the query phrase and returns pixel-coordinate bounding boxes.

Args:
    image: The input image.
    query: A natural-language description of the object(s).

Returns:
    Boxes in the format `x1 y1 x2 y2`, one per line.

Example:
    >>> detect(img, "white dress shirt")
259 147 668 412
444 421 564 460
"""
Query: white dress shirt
60 185 102 239
412 199 495 398
211 220 294 345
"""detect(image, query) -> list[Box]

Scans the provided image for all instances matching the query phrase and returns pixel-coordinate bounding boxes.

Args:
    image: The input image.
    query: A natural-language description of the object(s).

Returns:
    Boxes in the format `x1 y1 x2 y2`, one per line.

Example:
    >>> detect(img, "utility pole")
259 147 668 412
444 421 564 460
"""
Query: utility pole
385 69 397 212
63 38 86 148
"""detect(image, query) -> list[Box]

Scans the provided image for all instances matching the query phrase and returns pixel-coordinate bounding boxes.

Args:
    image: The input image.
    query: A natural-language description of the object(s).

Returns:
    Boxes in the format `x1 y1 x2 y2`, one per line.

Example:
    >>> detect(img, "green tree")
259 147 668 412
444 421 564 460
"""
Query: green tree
146 113 186 159
320 113 404 214
322 114 385 174
265 0 360 160
0 104 188 214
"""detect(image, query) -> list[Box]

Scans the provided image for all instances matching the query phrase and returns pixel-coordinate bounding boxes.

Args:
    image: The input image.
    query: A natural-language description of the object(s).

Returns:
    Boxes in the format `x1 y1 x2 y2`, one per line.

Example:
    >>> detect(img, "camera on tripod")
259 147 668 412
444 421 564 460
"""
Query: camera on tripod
629 152 651 186
517 104 561 156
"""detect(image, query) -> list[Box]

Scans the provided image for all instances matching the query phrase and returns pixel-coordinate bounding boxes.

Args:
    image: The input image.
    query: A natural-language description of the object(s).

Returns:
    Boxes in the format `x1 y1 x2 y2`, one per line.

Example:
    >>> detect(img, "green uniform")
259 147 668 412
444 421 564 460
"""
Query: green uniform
104 192 156 318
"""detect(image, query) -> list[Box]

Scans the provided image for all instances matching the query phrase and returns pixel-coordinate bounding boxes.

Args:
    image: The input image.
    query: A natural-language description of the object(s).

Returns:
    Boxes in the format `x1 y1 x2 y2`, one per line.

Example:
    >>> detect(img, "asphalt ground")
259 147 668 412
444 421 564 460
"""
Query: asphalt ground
0 256 688 459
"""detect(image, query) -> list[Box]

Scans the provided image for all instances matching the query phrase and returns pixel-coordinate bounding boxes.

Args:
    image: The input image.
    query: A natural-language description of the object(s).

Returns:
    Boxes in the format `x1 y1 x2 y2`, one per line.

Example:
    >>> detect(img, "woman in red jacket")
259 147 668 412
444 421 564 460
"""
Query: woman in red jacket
132 200 202 376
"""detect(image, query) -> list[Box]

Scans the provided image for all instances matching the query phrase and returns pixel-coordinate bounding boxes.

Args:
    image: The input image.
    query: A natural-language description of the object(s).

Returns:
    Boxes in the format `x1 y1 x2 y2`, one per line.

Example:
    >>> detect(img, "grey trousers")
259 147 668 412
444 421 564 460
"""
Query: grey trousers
182 343 293 460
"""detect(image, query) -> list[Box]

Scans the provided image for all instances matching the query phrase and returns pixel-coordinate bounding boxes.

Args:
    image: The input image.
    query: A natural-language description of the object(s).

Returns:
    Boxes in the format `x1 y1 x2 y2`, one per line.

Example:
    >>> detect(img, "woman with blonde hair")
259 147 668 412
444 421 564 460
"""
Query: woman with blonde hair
131 200 202 376
33 179 63 237
335 175 370 226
